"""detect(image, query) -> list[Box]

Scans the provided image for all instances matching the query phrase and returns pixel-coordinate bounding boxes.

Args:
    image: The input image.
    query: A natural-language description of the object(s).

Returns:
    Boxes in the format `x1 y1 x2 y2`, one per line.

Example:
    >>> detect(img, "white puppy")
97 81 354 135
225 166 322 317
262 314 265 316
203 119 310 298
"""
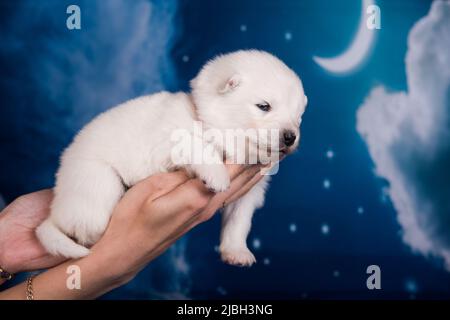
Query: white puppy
36 50 307 266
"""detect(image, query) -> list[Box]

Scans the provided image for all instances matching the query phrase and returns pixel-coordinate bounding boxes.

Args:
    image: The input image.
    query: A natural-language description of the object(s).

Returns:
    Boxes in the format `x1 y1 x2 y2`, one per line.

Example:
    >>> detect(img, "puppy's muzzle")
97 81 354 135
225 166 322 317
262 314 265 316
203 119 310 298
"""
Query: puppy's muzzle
283 130 296 147
279 130 299 155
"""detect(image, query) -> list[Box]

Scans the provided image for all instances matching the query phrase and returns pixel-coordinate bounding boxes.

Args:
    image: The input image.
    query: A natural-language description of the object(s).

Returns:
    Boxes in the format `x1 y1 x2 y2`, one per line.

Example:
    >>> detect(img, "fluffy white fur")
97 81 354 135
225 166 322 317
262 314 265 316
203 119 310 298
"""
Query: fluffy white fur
36 50 307 266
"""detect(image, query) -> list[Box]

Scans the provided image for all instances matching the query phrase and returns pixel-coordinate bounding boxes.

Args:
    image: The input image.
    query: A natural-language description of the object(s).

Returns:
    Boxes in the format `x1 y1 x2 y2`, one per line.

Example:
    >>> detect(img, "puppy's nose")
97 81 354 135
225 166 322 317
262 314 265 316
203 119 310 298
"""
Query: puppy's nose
283 130 296 147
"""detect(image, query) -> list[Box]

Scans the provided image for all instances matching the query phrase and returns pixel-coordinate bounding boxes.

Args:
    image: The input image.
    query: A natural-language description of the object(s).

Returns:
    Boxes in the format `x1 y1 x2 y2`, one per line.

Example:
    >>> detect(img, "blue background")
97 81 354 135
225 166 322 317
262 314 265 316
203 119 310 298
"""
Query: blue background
1 0 449 299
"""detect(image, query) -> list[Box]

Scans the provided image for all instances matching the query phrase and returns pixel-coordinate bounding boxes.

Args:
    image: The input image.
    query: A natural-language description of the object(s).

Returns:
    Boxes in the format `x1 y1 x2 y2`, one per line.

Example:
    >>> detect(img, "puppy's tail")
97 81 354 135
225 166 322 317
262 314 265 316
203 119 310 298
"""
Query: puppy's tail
36 219 90 259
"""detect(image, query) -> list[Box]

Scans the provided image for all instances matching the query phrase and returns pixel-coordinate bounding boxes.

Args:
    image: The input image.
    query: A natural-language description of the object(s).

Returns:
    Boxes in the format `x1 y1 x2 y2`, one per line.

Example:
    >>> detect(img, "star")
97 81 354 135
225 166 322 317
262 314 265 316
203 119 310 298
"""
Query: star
333 270 340 277
263 258 271 265
323 179 331 189
405 279 418 294
240 24 247 32
182 55 189 63
289 223 297 233
284 31 292 41
326 149 334 159
217 286 227 296
252 238 261 250
357 206 364 215
321 224 330 235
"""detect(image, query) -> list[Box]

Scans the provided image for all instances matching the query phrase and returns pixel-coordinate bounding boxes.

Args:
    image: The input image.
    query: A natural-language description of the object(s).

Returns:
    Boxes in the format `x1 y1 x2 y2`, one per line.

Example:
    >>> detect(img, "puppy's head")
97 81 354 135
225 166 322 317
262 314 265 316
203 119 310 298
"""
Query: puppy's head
191 50 308 159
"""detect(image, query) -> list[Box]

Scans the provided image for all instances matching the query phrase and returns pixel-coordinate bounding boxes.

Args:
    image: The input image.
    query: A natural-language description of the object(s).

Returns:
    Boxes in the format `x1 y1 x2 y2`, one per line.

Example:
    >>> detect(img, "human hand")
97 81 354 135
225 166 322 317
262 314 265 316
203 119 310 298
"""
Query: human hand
89 164 264 285
0 190 66 274
0 165 265 299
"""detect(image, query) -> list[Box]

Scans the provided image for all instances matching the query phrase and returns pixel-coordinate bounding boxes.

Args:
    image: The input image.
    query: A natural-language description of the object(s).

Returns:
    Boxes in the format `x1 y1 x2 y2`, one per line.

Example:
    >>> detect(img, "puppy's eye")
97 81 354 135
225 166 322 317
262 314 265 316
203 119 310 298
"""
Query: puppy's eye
255 102 271 112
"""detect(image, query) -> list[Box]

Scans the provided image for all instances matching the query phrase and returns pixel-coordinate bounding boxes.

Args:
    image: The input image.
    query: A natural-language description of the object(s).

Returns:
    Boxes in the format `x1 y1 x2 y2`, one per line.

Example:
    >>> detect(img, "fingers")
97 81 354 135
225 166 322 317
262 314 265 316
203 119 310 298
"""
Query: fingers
150 166 264 256
137 165 264 262
223 169 264 205
223 160 279 204
6 189 54 219
194 165 263 222
123 171 190 211
140 164 244 206
224 164 246 180
144 165 246 216
142 171 191 203
142 165 258 235
148 178 213 223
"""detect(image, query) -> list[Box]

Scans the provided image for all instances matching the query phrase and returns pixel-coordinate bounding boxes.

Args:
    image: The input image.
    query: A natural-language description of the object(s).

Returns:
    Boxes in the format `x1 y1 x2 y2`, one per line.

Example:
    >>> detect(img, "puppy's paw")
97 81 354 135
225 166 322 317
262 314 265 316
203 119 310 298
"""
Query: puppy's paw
196 165 230 193
202 174 230 193
220 247 256 267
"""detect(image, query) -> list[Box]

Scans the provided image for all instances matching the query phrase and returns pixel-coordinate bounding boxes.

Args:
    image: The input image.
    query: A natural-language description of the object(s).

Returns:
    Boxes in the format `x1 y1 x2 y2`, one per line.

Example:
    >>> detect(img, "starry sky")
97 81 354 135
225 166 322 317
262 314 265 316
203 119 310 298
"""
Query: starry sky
1 0 449 299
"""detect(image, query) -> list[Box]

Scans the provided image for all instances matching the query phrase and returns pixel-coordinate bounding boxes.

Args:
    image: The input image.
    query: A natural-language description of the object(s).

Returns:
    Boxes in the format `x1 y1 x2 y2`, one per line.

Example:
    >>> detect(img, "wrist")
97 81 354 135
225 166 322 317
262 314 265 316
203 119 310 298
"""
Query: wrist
86 248 137 288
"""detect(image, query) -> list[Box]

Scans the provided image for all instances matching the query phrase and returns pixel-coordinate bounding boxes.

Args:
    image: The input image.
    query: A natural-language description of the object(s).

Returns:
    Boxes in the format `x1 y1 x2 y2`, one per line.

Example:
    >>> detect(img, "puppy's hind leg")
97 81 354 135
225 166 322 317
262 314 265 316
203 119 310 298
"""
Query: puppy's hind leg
51 159 125 250
220 176 269 267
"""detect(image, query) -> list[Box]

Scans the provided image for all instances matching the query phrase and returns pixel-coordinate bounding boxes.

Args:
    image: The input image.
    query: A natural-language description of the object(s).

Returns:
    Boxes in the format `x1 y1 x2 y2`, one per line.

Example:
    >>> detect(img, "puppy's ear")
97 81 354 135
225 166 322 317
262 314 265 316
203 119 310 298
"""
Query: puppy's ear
219 74 241 94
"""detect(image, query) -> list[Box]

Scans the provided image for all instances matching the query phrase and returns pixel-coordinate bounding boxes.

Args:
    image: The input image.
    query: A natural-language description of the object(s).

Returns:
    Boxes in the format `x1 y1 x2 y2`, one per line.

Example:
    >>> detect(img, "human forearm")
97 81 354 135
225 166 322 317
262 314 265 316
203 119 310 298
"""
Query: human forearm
0 250 125 300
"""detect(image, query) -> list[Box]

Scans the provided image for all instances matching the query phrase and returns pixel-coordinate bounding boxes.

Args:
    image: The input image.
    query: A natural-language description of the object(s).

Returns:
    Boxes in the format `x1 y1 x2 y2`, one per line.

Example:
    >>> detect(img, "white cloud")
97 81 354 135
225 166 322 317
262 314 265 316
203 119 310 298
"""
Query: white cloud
357 1 450 269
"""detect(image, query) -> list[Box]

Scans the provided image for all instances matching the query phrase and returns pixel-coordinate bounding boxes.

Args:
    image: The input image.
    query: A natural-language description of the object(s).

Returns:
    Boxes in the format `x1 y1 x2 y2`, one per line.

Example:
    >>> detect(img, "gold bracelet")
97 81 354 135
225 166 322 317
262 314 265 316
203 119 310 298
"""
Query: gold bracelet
0 265 14 281
26 275 36 300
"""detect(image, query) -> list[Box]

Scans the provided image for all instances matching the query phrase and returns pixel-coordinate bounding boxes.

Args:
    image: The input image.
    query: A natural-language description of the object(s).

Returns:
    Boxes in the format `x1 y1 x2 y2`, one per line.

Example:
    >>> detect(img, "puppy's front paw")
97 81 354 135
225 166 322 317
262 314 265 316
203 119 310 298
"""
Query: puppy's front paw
197 165 230 193
220 247 256 267
202 175 230 193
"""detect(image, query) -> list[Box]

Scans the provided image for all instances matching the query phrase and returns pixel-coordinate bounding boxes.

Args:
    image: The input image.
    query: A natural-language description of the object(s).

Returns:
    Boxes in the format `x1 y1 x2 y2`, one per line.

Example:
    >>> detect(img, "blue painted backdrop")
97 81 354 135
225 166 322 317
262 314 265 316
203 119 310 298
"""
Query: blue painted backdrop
1 0 449 299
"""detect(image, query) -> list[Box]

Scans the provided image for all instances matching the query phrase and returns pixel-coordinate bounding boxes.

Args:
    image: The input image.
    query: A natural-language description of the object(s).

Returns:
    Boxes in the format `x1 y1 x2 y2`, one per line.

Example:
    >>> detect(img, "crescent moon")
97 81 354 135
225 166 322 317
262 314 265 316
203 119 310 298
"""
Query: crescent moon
313 0 377 74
